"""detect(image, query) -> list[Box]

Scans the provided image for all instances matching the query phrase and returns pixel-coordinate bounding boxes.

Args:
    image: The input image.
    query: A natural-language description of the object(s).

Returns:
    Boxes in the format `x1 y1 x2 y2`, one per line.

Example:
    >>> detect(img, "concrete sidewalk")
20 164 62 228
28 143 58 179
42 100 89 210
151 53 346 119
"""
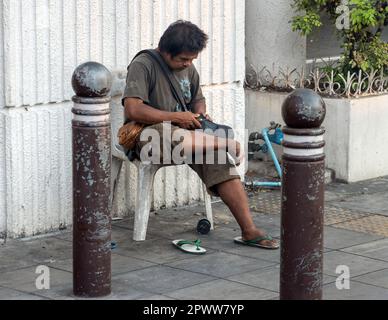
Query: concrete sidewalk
1 176 388 300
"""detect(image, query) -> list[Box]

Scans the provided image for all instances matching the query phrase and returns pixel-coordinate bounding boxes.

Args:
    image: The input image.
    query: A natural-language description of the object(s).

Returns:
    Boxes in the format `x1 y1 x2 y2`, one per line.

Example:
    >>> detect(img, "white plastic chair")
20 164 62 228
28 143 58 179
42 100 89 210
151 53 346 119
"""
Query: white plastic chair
111 140 214 242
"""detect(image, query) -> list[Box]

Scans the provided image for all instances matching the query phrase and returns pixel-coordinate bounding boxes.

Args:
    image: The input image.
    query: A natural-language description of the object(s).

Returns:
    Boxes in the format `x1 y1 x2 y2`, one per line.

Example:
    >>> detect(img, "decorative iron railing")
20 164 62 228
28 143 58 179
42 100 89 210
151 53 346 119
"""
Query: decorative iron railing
245 61 388 98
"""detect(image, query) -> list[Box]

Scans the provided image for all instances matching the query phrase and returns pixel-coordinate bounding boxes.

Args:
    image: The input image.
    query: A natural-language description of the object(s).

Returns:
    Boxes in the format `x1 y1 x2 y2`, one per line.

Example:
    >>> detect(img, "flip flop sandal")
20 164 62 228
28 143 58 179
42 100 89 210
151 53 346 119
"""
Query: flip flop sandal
172 239 207 255
234 235 280 250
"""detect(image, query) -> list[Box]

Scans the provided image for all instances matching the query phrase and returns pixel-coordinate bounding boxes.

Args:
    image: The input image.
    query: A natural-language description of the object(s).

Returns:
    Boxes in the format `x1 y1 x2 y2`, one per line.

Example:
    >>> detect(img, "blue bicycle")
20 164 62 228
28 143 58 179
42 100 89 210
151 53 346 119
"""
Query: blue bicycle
246 122 283 188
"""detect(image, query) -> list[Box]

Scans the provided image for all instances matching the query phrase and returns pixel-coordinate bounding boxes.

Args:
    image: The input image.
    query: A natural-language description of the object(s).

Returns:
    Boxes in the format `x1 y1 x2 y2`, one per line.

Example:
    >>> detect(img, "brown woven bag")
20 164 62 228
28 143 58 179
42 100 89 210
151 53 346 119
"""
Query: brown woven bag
117 121 146 150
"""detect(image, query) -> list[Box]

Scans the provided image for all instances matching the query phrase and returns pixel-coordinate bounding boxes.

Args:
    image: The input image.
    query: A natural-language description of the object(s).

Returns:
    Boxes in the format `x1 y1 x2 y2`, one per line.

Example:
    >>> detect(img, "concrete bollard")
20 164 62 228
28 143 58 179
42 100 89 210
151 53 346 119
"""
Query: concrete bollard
71 62 113 297
279 88 326 300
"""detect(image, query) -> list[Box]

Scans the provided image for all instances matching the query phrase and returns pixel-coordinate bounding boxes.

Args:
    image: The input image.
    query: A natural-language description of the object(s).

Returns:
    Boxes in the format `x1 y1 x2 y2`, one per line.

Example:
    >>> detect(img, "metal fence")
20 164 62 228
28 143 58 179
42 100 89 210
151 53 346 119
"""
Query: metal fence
245 59 388 98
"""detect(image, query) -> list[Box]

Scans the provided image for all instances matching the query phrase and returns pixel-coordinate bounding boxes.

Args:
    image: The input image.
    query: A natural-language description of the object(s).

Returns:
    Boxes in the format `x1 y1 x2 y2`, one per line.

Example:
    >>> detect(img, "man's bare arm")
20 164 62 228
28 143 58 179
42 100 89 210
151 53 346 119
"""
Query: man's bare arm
124 97 172 124
192 99 206 115
124 97 202 129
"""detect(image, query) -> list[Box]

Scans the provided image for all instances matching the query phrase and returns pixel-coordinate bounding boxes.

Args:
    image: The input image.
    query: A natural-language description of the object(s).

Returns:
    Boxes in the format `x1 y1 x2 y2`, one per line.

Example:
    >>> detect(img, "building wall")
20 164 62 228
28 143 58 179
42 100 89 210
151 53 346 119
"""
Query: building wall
245 0 306 73
307 14 342 59
0 0 246 238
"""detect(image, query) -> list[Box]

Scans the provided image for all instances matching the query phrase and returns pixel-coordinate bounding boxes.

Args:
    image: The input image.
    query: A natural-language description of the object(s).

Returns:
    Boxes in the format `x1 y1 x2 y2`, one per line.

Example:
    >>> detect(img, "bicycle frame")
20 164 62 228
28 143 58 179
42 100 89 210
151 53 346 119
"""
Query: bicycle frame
247 123 283 188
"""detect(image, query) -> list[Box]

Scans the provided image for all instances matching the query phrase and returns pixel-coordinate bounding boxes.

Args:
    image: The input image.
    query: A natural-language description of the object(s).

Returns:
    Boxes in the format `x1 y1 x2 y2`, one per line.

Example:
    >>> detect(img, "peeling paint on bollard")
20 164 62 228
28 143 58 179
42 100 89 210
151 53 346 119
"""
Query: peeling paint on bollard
71 62 112 297
280 89 326 300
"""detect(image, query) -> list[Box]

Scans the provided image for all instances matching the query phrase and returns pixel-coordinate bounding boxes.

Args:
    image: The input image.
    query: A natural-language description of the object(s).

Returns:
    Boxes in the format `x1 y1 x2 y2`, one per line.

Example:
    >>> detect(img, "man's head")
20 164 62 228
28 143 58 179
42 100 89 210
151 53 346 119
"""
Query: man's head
158 20 208 71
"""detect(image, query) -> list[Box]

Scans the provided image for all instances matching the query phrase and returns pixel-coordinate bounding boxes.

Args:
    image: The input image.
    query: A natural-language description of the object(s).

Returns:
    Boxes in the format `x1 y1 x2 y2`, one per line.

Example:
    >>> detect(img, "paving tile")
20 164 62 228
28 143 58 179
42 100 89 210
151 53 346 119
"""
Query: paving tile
112 254 156 275
324 206 371 226
52 230 73 242
111 265 216 295
171 225 241 249
114 238 216 264
0 238 71 272
332 215 388 238
249 191 281 215
328 192 388 216
165 252 276 278
0 286 48 300
341 239 388 262
54 225 161 244
31 283 152 300
323 251 388 277
16 238 72 263
223 245 276 264
111 217 134 230
165 279 278 300
46 253 157 276
146 221 206 240
252 214 281 228
353 269 388 289
111 210 206 238
224 242 332 264
210 204 241 229
324 226 384 250
31 285 76 300
324 191 346 202
0 265 72 294
108 281 162 300
2 178 388 300
44 259 73 272
133 210 219 240
252 215 281 238
143 205 220 236
322 280 388 300
137 294 177 300
326 178 388 197
111 225 163 244
184 226 282 263
227 265 336 292
0 250 38 273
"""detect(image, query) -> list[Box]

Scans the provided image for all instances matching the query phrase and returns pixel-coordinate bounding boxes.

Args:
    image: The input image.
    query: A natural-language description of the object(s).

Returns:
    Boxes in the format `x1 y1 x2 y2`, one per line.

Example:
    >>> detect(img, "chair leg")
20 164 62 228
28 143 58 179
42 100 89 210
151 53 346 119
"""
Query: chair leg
110 157 123 212
202 183 214 230
133 164 159 241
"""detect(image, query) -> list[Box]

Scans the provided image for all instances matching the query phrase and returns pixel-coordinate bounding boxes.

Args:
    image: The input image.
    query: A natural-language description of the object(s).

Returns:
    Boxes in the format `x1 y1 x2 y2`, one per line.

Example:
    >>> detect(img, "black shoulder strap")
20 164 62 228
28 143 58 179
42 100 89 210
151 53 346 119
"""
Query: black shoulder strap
132 49 189 112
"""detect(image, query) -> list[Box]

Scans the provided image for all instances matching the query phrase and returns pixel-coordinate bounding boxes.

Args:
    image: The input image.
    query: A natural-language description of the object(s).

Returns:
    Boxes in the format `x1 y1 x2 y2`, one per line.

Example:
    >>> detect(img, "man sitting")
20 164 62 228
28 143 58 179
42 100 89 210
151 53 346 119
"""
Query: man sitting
122 20 279 250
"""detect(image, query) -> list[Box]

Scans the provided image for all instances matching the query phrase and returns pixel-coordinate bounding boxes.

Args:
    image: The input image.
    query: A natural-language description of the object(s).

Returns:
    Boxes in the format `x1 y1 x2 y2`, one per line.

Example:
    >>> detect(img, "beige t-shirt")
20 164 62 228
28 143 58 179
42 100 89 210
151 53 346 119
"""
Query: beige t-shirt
122 50 205 121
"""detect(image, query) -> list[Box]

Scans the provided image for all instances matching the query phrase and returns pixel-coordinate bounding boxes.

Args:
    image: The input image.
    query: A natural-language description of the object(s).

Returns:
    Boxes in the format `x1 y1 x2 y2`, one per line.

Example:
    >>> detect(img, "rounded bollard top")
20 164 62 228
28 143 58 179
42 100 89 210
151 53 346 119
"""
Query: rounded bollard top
72 62 112 98
281 89 326 129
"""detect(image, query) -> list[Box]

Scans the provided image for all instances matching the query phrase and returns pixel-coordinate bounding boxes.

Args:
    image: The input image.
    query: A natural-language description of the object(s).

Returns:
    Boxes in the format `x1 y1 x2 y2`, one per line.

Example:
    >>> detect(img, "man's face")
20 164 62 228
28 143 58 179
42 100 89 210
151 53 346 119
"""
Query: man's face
164 51 199 71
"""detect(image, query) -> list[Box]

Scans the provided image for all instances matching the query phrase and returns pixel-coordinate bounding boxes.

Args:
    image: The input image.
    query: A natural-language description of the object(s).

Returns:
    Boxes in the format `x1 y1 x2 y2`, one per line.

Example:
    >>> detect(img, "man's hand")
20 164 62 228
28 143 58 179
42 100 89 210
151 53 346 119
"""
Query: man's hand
204 114 213 121
172 112 202 130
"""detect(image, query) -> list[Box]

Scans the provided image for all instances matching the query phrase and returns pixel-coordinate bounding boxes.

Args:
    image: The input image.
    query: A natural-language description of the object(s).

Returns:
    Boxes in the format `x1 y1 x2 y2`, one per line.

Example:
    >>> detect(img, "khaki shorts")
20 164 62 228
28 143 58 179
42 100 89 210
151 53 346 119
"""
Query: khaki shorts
134 122 241 197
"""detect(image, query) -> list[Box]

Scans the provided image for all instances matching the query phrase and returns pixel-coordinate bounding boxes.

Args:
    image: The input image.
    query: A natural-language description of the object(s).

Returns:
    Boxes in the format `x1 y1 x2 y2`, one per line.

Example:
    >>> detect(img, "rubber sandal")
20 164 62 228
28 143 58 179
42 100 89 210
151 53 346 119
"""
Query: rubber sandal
172 239 207 255
234 235 280 250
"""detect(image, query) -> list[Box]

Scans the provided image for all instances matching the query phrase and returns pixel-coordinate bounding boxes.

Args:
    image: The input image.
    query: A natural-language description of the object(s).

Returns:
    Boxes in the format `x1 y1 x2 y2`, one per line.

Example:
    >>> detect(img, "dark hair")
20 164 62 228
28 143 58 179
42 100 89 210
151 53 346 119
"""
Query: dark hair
158 20 208 57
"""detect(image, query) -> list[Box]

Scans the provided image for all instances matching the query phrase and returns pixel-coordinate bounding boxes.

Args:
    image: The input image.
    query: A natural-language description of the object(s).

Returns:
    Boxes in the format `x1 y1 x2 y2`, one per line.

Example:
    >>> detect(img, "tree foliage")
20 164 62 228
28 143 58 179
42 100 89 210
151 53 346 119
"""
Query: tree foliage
291 0 388 74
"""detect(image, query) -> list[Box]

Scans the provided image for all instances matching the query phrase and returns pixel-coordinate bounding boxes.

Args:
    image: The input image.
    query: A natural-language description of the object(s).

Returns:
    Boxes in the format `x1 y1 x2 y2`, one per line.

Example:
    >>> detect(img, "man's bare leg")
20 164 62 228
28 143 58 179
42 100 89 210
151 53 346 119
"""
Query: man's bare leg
215 178 279 248
181 131 235 158
181 130 278 247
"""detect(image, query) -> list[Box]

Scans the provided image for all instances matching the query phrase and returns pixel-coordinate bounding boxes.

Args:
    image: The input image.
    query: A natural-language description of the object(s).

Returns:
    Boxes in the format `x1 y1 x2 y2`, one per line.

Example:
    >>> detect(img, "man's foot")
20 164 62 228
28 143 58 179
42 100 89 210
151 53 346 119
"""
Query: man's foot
241 228 279 249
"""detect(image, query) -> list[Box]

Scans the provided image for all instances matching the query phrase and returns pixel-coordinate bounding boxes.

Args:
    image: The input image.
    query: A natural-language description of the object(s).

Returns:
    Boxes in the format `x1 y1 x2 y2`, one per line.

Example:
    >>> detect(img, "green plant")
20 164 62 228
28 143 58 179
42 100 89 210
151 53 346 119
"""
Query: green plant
291 0 388 74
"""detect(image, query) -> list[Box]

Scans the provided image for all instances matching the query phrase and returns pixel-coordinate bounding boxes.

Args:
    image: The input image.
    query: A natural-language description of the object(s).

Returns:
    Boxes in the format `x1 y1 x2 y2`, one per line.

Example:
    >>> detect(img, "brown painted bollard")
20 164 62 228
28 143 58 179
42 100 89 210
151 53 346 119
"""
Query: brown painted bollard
280 89 326 300
71 62 112 297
